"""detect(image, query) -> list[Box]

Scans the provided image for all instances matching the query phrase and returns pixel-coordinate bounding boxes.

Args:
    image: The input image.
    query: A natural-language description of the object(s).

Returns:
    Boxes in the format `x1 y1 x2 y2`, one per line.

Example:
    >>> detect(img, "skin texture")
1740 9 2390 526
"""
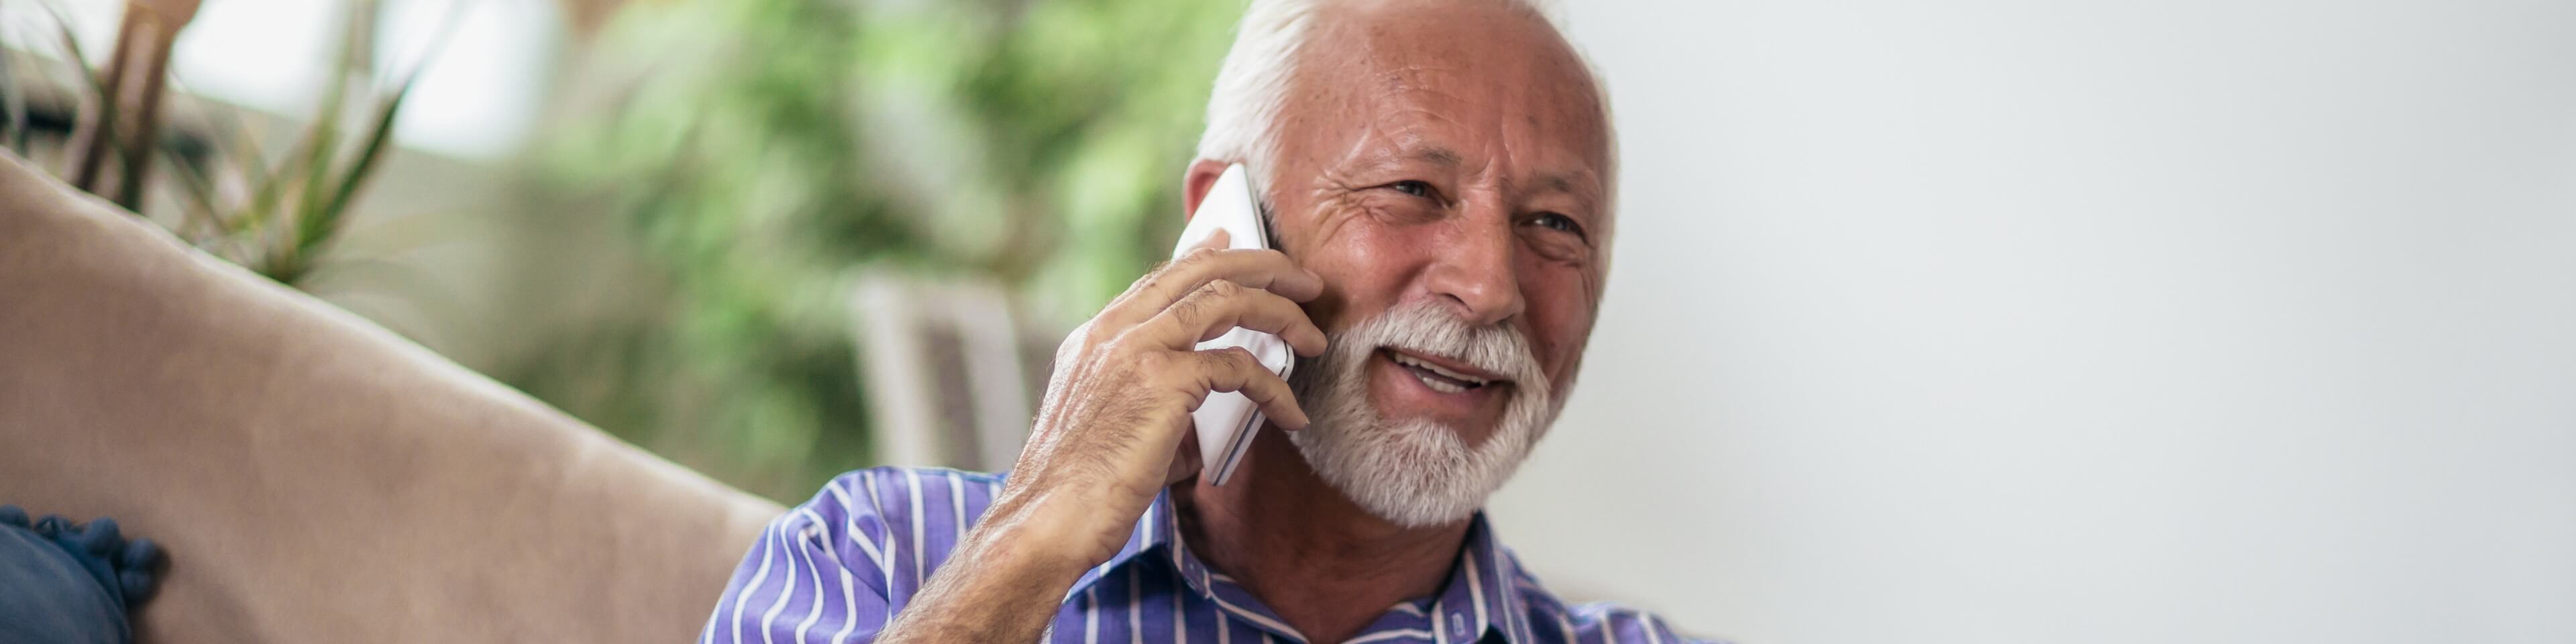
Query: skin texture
879 233 1329 644
879 1 1611 643
1179 3 1611 642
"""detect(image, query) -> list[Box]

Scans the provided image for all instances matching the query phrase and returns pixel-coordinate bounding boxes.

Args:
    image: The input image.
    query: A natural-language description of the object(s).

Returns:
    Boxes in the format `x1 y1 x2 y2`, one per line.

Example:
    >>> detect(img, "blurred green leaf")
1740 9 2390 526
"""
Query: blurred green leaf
506 0 1240 501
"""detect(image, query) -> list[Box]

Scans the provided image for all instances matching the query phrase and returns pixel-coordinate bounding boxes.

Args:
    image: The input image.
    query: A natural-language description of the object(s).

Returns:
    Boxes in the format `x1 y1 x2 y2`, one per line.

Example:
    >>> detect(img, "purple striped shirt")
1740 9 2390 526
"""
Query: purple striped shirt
700 466 1711 644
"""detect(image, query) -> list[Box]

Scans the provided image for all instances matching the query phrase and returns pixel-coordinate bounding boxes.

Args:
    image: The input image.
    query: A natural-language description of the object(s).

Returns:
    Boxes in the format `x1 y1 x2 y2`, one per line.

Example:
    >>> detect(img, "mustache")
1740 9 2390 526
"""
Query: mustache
1305 300 1548 393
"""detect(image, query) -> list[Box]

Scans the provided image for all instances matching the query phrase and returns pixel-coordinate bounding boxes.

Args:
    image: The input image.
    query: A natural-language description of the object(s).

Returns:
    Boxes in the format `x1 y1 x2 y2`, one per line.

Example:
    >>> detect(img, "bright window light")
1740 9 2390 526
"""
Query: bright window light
5 0 559 160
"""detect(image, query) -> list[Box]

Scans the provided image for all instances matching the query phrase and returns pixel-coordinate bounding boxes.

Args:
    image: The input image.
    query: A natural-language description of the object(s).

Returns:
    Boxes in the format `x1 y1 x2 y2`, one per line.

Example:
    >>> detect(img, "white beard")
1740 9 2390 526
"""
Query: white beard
1285 300 1566 529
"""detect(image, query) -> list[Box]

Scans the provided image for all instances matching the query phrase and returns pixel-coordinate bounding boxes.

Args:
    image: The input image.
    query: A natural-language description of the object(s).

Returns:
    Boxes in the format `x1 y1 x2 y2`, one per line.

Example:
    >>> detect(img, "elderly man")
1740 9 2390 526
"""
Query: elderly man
702 0 1702 642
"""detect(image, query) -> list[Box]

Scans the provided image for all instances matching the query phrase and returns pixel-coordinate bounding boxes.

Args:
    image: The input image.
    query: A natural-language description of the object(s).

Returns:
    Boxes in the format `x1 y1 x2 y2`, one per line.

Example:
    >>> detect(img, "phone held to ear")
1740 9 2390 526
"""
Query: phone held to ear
1169 164 1294 486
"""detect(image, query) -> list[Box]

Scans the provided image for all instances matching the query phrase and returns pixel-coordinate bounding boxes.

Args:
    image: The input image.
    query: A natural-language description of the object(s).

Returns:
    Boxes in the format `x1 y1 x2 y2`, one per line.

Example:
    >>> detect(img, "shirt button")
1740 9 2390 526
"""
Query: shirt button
1450 612 1467 635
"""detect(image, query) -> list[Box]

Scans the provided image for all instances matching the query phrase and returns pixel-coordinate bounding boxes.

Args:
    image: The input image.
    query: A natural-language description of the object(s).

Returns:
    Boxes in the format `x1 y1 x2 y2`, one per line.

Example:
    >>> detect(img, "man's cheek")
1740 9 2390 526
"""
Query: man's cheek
1302 290 1351 337
1318 236 1413 314
1527 289 1595 381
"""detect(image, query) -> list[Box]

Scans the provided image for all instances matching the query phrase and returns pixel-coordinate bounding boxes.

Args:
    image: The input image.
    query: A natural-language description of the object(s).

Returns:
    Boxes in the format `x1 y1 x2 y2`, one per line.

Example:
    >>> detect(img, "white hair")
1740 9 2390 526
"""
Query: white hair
1206 1 1616 525
1194 0 1617 221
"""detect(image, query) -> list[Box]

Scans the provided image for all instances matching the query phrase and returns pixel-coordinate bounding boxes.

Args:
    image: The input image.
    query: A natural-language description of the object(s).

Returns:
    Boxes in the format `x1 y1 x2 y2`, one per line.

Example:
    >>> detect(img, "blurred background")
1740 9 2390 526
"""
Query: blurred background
5 1 2574 643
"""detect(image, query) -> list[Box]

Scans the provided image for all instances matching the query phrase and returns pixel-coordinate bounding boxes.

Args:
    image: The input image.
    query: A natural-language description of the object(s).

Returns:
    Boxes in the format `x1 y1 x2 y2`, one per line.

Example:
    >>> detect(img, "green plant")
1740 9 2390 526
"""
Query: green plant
168 1 458 287
511 0 1242 500
5 0 443 287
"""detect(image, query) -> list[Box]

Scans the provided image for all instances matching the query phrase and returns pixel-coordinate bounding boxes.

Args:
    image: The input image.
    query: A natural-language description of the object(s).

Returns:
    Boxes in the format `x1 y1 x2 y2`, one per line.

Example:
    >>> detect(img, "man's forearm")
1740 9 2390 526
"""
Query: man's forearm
876 496 1091 643
876 232 1320 642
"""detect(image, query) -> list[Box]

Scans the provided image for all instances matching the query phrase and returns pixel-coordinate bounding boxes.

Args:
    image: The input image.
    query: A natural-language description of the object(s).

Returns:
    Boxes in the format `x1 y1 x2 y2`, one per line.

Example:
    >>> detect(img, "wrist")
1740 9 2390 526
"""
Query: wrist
881 488 1097 644
961 488 1106 587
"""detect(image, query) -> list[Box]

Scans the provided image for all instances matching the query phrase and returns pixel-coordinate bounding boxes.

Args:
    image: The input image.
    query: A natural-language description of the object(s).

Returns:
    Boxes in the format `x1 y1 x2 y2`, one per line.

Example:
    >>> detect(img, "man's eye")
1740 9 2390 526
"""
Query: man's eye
1530 212 1584 235
1390 180 1435 198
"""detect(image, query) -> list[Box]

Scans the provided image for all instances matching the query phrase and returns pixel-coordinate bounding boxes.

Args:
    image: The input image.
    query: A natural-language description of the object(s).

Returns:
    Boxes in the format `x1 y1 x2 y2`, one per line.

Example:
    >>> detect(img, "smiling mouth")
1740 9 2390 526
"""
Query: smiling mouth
1383 349 1503 394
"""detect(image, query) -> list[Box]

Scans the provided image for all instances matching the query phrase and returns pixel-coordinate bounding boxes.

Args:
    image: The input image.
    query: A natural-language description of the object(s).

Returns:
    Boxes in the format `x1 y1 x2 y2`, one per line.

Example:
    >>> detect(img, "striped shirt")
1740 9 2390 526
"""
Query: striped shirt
700 466 1711 644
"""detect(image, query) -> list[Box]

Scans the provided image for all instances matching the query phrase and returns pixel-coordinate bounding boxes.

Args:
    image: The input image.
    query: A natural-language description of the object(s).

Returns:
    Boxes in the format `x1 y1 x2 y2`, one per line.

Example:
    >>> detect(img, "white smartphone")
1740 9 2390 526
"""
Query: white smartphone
1169 164 1294 486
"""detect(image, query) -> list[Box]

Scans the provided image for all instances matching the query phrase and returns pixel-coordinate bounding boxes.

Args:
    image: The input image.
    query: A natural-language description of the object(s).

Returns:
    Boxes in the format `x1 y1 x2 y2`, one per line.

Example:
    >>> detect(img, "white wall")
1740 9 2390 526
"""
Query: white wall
1489 1 2576 643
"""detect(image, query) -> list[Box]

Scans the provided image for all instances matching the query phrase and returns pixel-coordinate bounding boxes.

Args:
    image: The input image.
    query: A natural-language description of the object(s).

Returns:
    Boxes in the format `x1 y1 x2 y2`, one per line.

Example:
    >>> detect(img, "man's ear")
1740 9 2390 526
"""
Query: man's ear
1180 158 1232 223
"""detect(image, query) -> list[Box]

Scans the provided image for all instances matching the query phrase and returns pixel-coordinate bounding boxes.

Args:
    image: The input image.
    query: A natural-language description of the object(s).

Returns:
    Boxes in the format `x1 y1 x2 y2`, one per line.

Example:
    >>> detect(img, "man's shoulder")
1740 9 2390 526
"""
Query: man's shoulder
1504 552 1727 644
796 465 1004 521
826 464 1007 488
784 466 1005 564
787 469 1725 643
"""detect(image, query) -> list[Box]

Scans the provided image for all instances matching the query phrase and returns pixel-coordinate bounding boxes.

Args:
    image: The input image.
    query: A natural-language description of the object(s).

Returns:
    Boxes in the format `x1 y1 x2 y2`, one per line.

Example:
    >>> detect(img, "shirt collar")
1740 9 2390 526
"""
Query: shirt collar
1073 490 1535 644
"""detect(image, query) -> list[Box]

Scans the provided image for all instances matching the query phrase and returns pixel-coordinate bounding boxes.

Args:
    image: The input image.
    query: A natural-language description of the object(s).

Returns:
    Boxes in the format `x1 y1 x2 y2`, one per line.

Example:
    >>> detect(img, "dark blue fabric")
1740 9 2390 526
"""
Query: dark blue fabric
0 506 162 644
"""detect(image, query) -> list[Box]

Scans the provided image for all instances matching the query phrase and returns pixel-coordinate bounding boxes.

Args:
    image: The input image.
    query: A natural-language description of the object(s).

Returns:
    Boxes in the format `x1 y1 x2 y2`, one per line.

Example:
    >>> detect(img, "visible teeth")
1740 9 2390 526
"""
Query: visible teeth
1389 352 1490 386
1415 372 1467 393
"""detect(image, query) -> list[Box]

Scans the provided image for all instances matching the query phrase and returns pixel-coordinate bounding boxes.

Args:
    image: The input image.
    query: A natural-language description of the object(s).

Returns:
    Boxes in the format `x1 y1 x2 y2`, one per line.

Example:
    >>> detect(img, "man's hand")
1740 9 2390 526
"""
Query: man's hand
878 231 1327 643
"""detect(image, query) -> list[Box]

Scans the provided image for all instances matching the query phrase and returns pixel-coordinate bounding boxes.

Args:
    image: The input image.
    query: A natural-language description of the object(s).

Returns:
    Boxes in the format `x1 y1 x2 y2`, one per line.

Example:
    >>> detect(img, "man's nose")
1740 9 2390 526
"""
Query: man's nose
1424 204 1525 326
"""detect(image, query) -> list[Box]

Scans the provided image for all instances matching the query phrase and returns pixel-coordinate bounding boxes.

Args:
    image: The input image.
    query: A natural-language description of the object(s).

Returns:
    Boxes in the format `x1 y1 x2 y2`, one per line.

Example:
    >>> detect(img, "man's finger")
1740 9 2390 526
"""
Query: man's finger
1136 279 1328 356
1103 248 1323 329
1181 347 1309 430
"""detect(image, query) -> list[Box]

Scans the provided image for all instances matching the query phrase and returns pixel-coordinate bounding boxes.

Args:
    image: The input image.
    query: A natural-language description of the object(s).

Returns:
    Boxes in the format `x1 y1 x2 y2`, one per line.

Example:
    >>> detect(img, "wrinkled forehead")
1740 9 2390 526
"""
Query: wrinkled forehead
1291 1 1613 196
